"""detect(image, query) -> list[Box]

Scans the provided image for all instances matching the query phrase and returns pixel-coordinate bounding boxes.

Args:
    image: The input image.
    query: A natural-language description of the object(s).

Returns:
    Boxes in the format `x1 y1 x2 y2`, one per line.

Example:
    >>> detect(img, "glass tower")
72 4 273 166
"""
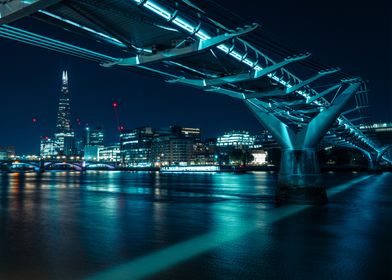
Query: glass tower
56 71 71 133
54 71 75 156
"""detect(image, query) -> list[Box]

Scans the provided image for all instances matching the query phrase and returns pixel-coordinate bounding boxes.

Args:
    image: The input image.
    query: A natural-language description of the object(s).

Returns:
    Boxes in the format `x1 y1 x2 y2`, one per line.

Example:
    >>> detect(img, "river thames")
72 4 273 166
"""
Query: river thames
0 171 391 279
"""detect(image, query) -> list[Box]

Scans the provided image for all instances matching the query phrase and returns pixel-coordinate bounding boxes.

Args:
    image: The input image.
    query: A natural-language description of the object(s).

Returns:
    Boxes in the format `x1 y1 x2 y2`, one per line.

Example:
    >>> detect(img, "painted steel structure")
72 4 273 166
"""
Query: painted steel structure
1 0 390 204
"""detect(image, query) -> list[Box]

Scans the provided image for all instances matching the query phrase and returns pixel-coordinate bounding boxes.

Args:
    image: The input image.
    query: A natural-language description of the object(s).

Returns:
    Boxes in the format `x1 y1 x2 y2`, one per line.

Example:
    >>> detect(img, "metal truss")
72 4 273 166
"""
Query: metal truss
0 0 389 164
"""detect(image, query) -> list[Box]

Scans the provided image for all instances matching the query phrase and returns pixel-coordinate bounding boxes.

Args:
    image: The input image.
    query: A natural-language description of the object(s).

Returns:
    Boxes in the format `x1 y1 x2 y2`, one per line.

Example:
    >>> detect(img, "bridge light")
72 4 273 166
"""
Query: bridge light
143 1 171 20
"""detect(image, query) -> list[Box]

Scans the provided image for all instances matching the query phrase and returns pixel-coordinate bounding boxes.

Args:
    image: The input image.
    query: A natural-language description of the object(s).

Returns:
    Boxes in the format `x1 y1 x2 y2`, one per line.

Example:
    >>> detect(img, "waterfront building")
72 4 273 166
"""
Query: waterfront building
0 146 15 160
74 137 85 156
40 137 57 158
192 141 216 165
55 132 75 156
217 131 255 148
99 144 121 162
86 126 104 147
250 150 268 165
84 145 99 161
253 130 276 149
151 134 194 166
170 126 201 141
120 127 155 166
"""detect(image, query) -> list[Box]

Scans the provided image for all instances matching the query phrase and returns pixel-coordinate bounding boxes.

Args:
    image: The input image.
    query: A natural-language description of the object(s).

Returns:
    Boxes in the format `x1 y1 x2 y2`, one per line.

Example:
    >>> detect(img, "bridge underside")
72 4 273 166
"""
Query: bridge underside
1 0 390 204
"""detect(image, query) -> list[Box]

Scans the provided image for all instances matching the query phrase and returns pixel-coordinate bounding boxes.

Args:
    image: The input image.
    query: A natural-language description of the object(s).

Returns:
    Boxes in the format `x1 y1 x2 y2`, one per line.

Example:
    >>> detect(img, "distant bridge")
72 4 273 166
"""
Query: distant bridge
0 160 117 172
1 0 390 204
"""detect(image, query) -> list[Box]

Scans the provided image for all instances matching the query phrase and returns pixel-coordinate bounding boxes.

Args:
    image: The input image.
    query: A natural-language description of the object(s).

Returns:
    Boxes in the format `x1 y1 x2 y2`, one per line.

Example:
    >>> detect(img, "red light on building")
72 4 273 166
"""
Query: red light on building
32 117 37 123
112 102 118 108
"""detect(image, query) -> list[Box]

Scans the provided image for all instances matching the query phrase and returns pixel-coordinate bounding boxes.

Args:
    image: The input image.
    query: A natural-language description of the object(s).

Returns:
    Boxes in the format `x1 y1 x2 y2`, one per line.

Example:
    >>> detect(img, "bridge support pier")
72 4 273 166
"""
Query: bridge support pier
368 160 382 174
365 153 383 174
245 82 361 205
277 148 326 204
39 159 45 173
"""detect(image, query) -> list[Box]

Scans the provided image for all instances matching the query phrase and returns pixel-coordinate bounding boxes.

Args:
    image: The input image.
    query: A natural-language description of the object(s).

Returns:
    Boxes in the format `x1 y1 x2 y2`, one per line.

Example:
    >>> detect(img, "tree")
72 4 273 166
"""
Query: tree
229 149 254 166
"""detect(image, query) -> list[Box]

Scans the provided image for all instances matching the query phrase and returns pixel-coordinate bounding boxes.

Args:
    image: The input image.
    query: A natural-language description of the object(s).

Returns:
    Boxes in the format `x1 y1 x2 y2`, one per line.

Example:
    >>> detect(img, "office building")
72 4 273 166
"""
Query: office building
217 131 255 148
151 134 194 166
120 126 155 166
99 144 121 162
86 126 104 147
40 137 57 158
84 145 99 161
0 146 15 160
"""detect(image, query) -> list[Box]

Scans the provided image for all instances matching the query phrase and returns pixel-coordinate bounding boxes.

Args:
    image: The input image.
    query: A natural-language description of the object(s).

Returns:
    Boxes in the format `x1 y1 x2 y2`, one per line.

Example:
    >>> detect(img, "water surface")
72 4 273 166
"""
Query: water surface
0 171 391 279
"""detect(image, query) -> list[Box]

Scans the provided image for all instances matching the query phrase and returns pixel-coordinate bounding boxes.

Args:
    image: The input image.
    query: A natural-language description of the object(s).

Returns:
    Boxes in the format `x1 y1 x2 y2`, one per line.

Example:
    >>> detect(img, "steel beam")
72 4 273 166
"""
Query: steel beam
296 107 322 114
245 98 295 149
342 106 368 115
204 87 244 99
286 68 340 94
0 0 62 25
103 24 256 67
244 89 287 99
302 82 361 148
168 53 310 87
306 84 341 104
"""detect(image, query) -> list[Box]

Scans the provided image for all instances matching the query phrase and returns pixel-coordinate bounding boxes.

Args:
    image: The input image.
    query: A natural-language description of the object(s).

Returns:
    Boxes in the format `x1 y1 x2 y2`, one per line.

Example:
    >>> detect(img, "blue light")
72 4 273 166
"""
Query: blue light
39 10 126 47
143 1 171 20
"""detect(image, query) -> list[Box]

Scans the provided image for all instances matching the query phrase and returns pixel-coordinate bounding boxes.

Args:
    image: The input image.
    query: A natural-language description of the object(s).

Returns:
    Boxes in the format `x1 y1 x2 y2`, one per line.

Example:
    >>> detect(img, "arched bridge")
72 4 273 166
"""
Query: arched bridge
1 160 116 172
1 0 390 204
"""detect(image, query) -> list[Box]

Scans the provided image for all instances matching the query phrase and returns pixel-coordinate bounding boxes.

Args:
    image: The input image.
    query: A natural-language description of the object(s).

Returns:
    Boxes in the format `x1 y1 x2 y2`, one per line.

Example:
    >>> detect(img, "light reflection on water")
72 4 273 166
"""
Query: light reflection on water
0 171 390 280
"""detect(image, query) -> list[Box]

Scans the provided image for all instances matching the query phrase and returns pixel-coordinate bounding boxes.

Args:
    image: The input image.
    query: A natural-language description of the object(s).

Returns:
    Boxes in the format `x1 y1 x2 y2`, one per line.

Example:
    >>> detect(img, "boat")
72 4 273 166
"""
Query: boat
160 165 221 173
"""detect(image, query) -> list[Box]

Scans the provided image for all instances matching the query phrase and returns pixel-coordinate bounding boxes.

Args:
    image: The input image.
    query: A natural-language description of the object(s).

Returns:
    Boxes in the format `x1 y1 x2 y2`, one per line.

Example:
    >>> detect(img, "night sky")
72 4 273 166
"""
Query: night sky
0 0 391 154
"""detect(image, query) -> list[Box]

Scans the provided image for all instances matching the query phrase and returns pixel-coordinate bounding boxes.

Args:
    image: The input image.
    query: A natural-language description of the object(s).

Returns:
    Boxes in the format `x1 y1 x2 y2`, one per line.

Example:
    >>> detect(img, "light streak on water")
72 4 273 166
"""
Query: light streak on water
85 175 373 280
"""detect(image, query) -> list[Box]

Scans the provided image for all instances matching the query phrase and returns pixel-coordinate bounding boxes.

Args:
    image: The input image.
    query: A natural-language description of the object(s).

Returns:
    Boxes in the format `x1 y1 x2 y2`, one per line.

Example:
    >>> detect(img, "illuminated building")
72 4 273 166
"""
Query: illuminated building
75 137 85 156
40 137 57 158
151 135 194 166
0 146 15 160
192 141 216 165
120 127 155 166
253 130 277 149
84 145 99 161
55 132 75 156
56 71 71 133
98 144 121 162
217 131 255 148
250 150 268 165
86 126 104 147
54 71 75 156
150 126 202 166
170 126 201 141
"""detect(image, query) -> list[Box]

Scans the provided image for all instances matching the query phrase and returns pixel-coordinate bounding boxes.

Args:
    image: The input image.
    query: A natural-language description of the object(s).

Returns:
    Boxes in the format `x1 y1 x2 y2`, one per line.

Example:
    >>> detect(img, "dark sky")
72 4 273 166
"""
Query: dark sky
0 0 391 154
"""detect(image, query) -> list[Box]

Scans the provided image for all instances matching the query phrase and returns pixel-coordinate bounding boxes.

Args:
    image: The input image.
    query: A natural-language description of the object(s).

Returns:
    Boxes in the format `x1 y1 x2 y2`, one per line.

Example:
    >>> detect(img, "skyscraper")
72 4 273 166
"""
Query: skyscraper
54 71 75 156
56 71 71 133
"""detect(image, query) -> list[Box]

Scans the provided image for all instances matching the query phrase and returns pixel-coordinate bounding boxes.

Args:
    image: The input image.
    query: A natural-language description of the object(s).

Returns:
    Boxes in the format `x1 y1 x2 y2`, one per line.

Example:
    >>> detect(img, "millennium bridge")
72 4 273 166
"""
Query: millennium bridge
1 0 390 204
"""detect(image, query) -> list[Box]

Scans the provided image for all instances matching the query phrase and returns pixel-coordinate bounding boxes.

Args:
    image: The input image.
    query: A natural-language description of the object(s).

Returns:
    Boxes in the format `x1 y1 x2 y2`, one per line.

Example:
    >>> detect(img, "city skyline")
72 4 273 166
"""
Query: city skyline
0 2 391 279
0 0 390 155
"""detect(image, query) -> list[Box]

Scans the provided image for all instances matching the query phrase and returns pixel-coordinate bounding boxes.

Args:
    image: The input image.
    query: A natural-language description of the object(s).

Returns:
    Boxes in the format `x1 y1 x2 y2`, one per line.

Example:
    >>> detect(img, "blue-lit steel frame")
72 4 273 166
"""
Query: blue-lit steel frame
127 0 388 161
0 0 61 25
